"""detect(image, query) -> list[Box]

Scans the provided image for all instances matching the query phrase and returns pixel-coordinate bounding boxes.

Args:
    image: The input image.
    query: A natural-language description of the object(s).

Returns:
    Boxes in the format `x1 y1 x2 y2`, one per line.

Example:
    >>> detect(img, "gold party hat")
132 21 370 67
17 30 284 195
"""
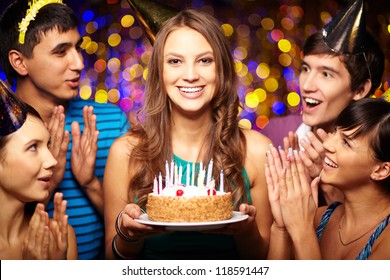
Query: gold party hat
126 0 179 44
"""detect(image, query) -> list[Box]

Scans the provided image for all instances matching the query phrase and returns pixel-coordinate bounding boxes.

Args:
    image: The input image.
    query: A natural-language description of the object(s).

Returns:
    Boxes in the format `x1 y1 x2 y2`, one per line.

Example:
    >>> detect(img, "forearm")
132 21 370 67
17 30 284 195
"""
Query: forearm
290 228 321 260
267 223 293 260
82 177 104 216
234 222 268 259
106 233 144 260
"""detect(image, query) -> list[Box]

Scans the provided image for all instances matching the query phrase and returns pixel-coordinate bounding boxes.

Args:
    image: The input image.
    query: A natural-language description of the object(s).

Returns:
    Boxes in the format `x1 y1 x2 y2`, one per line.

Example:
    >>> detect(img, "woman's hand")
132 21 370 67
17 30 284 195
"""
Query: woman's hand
298 129 327 179
118 204 166 241
23 203 50 260
278 150 319 237
265 144 288 229
49 192 69 260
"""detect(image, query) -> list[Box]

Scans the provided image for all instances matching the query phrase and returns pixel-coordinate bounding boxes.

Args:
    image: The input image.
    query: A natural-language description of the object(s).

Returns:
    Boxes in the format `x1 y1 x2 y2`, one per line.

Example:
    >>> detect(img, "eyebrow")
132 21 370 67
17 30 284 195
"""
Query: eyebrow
23 139 43 148
341 131 355 142
301 61 340 74
50 37 83 53
164 50 214 58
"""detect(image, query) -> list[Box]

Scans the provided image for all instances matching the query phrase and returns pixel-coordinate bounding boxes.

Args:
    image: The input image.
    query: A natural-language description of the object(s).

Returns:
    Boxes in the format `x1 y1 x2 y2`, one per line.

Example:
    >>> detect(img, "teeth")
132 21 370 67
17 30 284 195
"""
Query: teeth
324 157 338 168
305 97 321 105
179 87 203 93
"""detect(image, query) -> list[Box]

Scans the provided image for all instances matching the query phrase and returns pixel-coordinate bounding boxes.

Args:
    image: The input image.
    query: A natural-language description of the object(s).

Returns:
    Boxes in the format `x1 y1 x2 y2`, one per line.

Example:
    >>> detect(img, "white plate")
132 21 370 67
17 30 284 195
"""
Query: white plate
135 211 249 231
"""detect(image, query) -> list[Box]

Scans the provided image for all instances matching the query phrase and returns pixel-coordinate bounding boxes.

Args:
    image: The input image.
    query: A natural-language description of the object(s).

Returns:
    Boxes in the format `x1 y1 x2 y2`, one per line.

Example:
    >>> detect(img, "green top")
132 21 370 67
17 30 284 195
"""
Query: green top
141 155 251 260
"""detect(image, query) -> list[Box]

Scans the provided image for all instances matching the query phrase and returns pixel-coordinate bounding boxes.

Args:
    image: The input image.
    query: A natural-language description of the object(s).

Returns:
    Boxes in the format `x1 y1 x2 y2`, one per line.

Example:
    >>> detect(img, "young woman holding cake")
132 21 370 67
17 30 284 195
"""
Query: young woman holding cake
265 98 390 259
104 8 273 259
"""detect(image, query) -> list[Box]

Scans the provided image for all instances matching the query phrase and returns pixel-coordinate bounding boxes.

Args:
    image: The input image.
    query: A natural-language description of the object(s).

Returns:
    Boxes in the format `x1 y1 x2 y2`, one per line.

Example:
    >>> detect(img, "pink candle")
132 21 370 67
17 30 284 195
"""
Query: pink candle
153 176 158 194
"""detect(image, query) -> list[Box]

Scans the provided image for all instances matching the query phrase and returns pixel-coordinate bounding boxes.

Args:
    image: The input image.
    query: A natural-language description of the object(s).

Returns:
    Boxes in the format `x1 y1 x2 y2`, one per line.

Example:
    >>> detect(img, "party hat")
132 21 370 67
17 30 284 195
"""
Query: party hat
0 80 27 136
380 89 390 102
126 0 179 44
322 0 366 54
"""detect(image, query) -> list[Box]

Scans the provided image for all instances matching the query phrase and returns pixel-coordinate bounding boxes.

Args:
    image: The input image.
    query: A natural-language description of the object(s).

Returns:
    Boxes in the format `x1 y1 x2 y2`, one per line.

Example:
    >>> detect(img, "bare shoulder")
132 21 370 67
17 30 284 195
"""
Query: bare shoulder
242 128 272 155
109 133 139 159
369 222 390 259
314 206 328 227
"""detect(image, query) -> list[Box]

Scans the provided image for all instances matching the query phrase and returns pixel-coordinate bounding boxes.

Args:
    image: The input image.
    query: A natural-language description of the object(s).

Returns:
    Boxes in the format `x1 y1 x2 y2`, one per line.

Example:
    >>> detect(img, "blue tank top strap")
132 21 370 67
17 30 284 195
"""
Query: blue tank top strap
355 214 390 260
316 201 342 241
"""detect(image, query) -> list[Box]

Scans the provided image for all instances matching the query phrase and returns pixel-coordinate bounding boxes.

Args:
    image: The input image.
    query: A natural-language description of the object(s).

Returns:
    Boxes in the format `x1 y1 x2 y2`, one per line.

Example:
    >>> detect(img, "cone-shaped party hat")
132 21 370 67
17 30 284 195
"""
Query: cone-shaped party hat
322 0 366 54
126 0 179 44
0 80 27 136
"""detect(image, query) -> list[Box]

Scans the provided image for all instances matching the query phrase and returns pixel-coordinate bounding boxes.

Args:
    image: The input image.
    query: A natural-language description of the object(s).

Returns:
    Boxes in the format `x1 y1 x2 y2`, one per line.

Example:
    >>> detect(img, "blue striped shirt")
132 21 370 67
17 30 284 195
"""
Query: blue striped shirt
46 98 129 259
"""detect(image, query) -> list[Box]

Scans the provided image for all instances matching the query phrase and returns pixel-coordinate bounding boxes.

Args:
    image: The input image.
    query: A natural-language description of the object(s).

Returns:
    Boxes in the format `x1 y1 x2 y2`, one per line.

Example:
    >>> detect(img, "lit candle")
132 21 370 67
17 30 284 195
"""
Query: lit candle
191 162 195 186
158 172 163 194
186 162 190 187
198 169 205 187
165 160 170 188
170 160 174 186
178 165 182 185
153 176 158 194
174 164 178 187
206 159 213 189
220 170 224 193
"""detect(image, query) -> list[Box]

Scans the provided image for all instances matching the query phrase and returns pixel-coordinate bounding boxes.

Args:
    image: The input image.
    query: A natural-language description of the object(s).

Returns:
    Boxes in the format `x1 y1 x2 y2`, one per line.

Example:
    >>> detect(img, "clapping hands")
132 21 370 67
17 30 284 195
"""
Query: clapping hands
283 129 327 179
47 106 70 194
71 106 99 188
265 145 319 236
23 193 69 260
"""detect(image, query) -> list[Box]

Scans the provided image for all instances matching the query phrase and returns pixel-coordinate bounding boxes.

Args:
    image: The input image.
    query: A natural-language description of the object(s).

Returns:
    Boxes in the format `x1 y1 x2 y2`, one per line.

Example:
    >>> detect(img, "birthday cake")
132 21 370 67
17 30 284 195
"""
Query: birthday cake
146 161 233 223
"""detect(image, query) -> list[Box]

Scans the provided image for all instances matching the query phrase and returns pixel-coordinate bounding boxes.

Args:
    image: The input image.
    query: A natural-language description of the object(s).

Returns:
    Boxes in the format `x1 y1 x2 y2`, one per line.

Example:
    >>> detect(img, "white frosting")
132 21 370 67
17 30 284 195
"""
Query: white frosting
153 183 225 197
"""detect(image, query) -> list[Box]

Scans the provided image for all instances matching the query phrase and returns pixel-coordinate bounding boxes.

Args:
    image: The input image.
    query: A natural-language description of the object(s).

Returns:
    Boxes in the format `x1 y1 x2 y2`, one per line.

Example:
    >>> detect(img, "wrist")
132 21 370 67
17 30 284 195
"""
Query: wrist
81 176 100 191
271 222 289 236
115 211 141 243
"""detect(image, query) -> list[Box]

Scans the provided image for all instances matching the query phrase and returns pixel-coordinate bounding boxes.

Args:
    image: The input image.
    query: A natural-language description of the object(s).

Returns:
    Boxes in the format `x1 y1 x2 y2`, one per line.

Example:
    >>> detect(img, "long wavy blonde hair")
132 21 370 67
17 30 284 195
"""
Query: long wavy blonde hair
128 8 247 209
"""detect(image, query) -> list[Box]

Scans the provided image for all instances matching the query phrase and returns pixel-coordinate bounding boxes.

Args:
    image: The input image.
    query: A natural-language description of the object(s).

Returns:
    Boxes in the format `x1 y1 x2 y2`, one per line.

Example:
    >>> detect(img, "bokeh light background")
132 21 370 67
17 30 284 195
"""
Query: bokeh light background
1 0 389 131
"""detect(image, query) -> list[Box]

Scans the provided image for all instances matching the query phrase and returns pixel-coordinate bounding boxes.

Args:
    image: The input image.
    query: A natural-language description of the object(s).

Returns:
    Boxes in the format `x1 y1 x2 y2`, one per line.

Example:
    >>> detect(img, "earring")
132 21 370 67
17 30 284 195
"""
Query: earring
371 175 377 180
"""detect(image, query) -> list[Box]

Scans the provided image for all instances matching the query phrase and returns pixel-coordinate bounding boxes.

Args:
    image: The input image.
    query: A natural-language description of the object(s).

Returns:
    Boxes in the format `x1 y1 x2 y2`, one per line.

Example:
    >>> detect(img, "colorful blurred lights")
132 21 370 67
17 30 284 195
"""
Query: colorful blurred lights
272 101 286 115
254 88 267 102
264 78 278 92
239 119 252 129
108 33 121 47
278 39 292 52
287 91 301 107
221 23 234 37
121 15 135 28
245 93 260 108
80 85 92 100
256 63 270 79
108 88 120 103
95 89 108 103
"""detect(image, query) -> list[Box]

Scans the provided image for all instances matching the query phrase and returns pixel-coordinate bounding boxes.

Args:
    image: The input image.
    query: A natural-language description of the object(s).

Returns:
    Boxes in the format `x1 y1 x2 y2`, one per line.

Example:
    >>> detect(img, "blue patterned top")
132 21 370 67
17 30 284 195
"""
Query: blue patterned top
46 98 129 259
316 202 390 260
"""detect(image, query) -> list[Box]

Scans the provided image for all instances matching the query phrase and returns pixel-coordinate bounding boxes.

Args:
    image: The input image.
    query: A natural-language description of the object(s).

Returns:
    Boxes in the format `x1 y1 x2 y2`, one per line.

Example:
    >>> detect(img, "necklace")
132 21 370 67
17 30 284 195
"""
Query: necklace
338 213 387 246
